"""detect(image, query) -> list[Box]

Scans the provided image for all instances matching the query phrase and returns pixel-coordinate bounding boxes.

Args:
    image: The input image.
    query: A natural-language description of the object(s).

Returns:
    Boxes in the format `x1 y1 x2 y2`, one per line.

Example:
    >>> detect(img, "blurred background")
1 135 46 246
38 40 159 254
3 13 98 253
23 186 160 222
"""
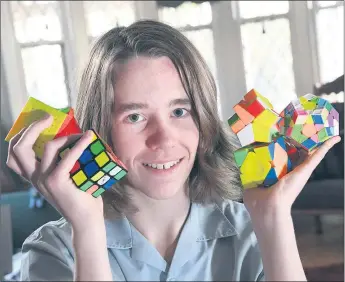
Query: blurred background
0 1 344 281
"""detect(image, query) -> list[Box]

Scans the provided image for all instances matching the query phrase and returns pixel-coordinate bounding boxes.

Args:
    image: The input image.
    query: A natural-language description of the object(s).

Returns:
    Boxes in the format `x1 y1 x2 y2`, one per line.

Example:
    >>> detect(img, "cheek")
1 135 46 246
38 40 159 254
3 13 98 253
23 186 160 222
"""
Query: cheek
178 119 199 151
111 125 144 161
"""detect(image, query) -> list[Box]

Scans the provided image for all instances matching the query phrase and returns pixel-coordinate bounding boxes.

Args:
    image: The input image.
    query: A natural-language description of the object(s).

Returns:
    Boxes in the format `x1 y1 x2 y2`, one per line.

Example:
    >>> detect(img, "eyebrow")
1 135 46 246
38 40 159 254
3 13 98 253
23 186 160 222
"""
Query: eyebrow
116 98 191 114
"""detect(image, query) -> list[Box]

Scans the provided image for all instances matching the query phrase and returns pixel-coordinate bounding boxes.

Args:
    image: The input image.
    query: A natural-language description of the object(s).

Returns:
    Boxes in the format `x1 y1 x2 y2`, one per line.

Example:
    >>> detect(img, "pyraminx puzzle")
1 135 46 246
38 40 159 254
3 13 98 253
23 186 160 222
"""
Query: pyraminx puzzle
228 89 339 189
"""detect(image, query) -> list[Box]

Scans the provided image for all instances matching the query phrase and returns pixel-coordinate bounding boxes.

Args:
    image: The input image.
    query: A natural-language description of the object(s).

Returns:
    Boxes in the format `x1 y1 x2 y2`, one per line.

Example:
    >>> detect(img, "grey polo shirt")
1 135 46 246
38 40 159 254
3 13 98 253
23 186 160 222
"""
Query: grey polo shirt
20 199 265 281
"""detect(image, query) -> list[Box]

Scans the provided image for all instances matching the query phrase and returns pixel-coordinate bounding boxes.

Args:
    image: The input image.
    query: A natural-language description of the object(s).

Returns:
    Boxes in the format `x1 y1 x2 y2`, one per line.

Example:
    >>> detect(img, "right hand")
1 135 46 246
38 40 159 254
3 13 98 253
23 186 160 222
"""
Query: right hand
6 114 104 230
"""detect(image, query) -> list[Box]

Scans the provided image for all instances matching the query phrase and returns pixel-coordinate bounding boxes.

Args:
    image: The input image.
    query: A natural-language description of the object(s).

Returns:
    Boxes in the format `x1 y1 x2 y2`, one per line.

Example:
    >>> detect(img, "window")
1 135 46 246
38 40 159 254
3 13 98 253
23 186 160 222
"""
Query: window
158 1 217 80
238 1 296 113
10 0 69 108
313 1 344 84
83 1 136 43
158 1 220 114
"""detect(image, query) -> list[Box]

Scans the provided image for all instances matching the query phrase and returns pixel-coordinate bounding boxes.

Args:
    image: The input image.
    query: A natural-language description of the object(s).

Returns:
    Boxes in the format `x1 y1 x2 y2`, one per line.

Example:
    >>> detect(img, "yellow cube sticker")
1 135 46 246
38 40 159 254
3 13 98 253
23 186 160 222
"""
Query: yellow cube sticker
95 152 109 167
91 171 105 182
72 171 87 186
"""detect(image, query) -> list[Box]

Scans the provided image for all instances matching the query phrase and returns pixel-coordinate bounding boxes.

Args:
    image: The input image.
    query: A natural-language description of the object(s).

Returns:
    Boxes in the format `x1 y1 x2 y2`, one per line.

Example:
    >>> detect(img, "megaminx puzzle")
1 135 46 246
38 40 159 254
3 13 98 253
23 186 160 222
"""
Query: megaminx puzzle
228 89 339 189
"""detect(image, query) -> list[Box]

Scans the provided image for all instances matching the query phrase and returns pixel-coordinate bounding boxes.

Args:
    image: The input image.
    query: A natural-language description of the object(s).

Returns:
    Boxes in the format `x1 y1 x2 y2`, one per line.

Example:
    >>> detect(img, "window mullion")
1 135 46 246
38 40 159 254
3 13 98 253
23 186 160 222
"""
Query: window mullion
178 24 212 33
288 1 316 96
59 1 89 107
0 1 28 123
135 1 158 20
240 13 287 24
309 1 321 84
212 1 247 121
20 40 63 48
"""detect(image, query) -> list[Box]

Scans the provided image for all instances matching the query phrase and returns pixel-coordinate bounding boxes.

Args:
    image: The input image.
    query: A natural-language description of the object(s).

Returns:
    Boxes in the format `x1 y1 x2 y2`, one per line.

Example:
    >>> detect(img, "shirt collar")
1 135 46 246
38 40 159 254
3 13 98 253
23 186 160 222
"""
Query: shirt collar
104 201 238 249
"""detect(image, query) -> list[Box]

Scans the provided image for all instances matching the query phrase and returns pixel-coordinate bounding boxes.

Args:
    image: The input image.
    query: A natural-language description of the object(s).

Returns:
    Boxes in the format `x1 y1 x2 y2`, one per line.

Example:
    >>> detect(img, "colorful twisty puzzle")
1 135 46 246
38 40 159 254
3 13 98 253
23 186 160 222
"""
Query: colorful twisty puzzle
5 96 128 197
5 97 82 159
228 89 339 189
58 129 128 198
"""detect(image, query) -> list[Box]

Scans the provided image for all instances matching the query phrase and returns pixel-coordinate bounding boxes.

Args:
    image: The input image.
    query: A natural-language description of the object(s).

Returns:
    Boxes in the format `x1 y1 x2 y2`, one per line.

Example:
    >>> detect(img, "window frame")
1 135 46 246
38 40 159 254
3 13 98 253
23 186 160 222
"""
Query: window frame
1 0 343 124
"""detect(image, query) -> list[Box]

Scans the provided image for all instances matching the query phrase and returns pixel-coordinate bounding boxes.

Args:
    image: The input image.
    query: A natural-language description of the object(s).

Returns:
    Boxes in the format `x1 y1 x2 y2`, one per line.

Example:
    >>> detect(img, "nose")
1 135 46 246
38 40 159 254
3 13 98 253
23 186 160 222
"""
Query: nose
146 119 176 151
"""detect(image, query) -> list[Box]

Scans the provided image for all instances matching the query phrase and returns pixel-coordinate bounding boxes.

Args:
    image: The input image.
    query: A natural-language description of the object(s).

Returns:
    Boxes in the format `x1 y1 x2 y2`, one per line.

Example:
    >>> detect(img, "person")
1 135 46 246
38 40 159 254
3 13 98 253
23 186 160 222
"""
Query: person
6 20 340 281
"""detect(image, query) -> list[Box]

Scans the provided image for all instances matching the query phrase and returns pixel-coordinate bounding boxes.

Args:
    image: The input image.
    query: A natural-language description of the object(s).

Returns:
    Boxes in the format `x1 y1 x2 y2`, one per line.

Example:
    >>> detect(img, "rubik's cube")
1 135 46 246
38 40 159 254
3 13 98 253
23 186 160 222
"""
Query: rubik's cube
5 96 128 197
58 129 128 198
228 89 339 189
277 94 339 152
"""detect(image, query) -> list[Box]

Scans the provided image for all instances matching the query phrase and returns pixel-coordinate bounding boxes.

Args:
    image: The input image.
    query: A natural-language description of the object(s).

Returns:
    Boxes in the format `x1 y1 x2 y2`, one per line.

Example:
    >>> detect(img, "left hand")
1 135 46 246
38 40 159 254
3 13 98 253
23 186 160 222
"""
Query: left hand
243 136 341 218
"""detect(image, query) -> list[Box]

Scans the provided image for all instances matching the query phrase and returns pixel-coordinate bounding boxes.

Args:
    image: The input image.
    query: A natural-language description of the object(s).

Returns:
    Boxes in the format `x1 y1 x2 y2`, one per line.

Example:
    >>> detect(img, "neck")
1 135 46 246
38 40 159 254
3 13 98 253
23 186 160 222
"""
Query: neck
124 186 191 263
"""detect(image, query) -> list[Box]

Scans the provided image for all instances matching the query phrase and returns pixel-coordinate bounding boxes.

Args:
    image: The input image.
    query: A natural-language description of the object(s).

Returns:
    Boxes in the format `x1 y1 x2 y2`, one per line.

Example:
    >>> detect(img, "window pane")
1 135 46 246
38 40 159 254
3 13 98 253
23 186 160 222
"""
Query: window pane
316 6 344 83
10 1 62 43
241 18 296 113
183 29 217 79
21 45 69 108
182 29 221 115
238 1 289 19
83 1 136 38
158 1 212 29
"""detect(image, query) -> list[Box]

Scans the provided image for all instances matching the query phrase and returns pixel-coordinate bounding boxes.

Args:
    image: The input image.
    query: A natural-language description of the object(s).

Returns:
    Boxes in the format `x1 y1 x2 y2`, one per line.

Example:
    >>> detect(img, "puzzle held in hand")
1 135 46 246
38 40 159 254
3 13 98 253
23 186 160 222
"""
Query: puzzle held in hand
5 97 128 197
228 89 339 189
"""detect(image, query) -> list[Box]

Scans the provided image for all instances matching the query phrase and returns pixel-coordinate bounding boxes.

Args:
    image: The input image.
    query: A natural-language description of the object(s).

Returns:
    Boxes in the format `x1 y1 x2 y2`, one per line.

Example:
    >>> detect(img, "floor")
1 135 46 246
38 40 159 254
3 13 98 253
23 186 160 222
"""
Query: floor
293 213 344 269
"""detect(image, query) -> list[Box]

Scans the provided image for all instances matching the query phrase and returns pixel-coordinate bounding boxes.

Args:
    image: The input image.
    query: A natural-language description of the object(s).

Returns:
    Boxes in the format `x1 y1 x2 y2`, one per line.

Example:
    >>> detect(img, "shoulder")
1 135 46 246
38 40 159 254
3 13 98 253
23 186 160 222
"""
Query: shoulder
214 198 253 234
21 217 75 281
23 217 73 252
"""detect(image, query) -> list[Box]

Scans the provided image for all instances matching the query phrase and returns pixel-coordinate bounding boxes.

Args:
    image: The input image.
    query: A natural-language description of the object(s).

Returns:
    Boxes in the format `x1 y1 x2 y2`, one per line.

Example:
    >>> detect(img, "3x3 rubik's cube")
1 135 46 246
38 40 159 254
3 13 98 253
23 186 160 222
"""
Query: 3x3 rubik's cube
5 97 127 197
228 89 339 189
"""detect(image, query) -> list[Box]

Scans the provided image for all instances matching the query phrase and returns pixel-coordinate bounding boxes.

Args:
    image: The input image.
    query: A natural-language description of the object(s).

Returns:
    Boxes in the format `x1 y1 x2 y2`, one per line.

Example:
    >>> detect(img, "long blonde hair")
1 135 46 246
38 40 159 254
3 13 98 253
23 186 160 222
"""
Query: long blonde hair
75 20 242 215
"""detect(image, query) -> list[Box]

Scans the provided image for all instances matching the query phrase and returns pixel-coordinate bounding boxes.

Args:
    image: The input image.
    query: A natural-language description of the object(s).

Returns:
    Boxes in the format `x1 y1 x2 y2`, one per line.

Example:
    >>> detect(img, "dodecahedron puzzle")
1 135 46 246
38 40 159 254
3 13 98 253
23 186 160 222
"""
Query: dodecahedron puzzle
228 89 280 147
228 89 339 189
58 129 128 198
277 94 339 152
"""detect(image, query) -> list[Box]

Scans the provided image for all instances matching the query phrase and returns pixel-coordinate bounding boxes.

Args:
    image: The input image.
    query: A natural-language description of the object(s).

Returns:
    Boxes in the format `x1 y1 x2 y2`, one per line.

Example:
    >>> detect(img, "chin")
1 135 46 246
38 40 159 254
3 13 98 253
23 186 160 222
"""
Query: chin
131 180 187 201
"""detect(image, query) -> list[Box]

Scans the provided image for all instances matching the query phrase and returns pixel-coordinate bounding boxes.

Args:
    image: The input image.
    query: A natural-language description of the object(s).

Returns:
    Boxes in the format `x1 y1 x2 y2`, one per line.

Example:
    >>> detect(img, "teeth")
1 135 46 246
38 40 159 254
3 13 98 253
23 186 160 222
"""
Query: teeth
143 159 181 170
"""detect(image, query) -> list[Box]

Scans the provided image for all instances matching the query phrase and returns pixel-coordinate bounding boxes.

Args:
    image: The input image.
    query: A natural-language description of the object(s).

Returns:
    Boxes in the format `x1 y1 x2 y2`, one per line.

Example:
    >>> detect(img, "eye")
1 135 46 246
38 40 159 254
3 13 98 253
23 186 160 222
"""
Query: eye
172 108 189 118
127 114 144 123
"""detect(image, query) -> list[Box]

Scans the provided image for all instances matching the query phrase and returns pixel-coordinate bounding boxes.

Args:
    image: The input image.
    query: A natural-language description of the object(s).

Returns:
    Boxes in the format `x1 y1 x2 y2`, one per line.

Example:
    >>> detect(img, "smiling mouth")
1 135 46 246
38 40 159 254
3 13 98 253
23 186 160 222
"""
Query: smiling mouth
142 158 183 170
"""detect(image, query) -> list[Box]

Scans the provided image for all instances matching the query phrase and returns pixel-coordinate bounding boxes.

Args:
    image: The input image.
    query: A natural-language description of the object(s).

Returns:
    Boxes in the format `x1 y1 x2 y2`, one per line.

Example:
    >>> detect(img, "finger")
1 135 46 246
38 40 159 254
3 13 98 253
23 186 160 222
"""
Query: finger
300 136 341 176
54 130 94 175
12 114 53 179
37 134 84 203
40 133 84 175
6 127 28 175
15 114 53 150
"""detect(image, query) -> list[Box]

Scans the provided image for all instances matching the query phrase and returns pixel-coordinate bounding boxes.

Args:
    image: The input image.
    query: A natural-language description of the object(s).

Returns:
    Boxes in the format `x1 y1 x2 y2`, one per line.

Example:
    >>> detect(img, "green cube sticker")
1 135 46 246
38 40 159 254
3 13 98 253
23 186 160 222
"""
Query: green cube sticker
80 180 93 191
228 113 239 126
90 140 105 155
92 188 105 197
114 170 127 180
103 162 116 172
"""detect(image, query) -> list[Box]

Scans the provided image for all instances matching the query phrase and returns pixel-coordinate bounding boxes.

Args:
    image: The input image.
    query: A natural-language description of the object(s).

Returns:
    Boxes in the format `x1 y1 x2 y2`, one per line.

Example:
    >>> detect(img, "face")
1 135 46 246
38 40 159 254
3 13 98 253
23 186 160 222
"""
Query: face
111 56 199 200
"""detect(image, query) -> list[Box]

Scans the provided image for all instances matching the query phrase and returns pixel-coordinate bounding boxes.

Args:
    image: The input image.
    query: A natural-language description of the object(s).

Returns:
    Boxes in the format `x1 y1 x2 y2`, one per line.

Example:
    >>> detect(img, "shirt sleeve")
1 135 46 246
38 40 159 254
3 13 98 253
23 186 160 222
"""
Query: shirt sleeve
20 219 75 281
